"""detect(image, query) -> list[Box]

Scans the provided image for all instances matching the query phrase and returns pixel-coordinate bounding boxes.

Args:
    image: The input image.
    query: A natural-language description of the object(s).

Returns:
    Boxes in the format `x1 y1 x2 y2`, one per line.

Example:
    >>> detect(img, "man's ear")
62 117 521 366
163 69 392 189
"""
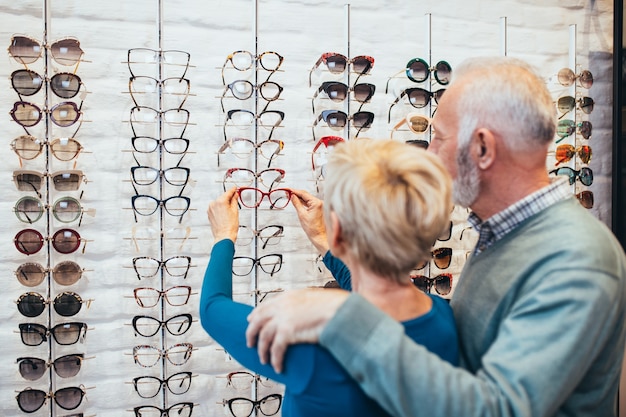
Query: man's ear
473 128 496 169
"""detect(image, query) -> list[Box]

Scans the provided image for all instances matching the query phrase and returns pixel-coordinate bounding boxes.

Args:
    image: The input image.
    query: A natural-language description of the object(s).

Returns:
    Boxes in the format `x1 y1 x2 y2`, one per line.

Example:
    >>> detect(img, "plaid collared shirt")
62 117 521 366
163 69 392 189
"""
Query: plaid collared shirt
467 177 572 255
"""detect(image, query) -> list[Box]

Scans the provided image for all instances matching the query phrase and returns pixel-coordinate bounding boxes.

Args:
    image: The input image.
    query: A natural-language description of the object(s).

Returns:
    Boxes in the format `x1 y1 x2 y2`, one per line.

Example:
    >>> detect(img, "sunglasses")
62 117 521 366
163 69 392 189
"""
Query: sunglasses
132 371 193 399
437 221 453 242
577 190 594 209
15 261 85 287
132 255 192 280
17 354 85 381
132 313 193 337
13 170 87 196
556 96 594 118
312 135 345 170
411 273 453 295
131 194 191 223
12 135 85 164
556 120 592 143
129 106 190 138
131 165 190 188
133 286 193 308
9 35 84 68
309 53 374 86
133 343 194 367
19 322 88 346
312 110 374 139
11 69 84 100
233 254 283 277
557 68 593 89
133 402 194 417
549 166 593 186
10 100 83 128
221 393 282 417
127 48 191 79
386 58 452 93
236 187 292 209
220 80 284 112
217 138 284 168
14 228 85 255
16 386 87 413
237 225 284 249
223 168 285 191
14 196 93 225
224 109 285 141
554 144 592 166
129 76 190 109
390 113 430 139
311 81 376 113
221 50 284 84
388 88 445 123
415 247 453 270
16 291 89 317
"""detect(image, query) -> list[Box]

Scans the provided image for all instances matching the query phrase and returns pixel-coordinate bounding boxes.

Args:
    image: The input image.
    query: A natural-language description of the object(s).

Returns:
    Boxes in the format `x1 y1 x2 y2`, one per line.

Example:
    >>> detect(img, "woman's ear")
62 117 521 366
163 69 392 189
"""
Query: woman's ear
328 211 346 256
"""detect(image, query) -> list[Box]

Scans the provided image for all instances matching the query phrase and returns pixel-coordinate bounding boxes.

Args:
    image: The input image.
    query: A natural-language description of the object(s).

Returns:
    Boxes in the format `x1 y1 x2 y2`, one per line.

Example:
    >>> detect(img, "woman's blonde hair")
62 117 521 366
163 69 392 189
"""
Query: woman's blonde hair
324 139 452 284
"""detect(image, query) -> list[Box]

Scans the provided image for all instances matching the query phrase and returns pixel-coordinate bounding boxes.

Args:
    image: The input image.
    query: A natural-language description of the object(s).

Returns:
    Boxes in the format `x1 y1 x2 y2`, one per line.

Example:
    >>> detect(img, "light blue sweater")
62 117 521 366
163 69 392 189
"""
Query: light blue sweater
321 197 626 417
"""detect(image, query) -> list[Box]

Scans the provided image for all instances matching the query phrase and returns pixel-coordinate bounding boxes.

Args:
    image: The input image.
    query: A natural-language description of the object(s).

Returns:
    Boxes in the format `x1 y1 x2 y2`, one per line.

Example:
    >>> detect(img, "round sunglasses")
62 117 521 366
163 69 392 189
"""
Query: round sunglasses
16 291 88 317
14 228 84 255
15 261 85 287
11 69 84 99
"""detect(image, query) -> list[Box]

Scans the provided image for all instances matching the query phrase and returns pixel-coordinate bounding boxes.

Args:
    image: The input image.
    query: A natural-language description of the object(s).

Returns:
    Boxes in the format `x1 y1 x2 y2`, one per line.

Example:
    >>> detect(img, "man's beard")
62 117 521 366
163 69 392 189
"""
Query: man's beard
452 143 480 208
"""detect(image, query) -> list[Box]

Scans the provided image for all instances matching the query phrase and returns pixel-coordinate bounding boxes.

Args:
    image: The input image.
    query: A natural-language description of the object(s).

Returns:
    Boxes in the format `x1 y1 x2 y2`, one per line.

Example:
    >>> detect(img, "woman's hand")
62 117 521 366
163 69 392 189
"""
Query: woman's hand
207 187 240 243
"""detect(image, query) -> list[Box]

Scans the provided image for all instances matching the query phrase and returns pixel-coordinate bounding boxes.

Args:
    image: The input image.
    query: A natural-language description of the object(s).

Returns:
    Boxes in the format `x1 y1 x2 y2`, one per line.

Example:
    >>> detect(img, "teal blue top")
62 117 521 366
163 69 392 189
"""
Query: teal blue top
200 239 459 417
321 197 626 417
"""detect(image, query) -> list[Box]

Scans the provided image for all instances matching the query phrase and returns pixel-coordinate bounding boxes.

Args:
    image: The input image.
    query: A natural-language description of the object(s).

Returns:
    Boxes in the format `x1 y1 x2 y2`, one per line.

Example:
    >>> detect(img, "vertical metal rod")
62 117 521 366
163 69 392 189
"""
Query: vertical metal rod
500 16 508 56
252 0 260 406
345 3 351 139
568 24 577 173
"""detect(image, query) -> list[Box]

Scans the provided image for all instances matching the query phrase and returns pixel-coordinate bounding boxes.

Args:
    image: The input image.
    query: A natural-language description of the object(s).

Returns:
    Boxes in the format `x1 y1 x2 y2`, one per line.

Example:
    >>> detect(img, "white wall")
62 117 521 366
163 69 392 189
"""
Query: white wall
0 0 615 416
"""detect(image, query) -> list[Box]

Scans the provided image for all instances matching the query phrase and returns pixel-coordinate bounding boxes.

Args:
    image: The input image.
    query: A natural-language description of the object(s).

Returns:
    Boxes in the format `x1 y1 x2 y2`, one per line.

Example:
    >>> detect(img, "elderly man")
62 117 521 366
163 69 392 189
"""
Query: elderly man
245 57 626 417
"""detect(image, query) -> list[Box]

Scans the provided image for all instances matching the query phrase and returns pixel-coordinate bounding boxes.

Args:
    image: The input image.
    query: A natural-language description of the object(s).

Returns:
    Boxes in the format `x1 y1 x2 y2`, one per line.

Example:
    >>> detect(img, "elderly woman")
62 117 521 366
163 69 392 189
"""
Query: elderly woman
200 138 458 417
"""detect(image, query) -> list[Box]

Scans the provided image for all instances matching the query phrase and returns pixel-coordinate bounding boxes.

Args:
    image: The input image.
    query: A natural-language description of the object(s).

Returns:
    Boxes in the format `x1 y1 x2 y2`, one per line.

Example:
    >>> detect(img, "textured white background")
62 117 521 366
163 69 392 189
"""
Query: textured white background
0 0 615 416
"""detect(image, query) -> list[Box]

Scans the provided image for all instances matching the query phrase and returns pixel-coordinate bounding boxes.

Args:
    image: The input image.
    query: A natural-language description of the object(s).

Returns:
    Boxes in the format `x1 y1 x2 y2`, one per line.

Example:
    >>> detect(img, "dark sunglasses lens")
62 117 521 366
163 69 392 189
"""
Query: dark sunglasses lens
19 323 47 346
434 61 452 85
353 83 375 102
54 293 82 316
435 274 452 295
411 275 429 292
578 145 592 164
52 229 81 254
579 167 594 186
53 172 83 191
553 167 577 185
15 229 44 255
17 389 46 412
579 121 592 139
18 357 47 380
438 222 453 241
15 172 43 192
579 70 593 88
432 248 452 269
352 56 372 74
322 111 347 129
17 293 46 317
406 59 428 83
407 89 430 108
10 36 41 64
555 145 575 164
406 140 430 149
16 263 46 287
580 97 594 114
55 386 84 410
50 73 82 99
51 323 84 345
557 96 576 114
12 70 43 96
15 197 44 223
53 261 83 286
325 54 347 73
50 39 83 66
577 191 594 209
54 354 83 378
352 112 374 129
323 82 348 102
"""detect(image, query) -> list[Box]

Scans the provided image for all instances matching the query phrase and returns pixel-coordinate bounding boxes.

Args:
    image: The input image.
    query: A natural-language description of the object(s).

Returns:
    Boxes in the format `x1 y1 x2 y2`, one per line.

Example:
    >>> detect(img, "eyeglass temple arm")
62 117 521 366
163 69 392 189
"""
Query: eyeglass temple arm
385 69 404 94
308 57 324 87
387 95 403 123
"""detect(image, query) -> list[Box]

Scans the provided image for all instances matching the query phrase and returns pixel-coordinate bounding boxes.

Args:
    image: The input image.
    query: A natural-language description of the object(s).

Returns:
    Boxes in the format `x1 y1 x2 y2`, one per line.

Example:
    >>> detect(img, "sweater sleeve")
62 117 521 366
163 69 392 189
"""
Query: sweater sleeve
322 250 352 291
320 266 624 417
200 239 315 393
